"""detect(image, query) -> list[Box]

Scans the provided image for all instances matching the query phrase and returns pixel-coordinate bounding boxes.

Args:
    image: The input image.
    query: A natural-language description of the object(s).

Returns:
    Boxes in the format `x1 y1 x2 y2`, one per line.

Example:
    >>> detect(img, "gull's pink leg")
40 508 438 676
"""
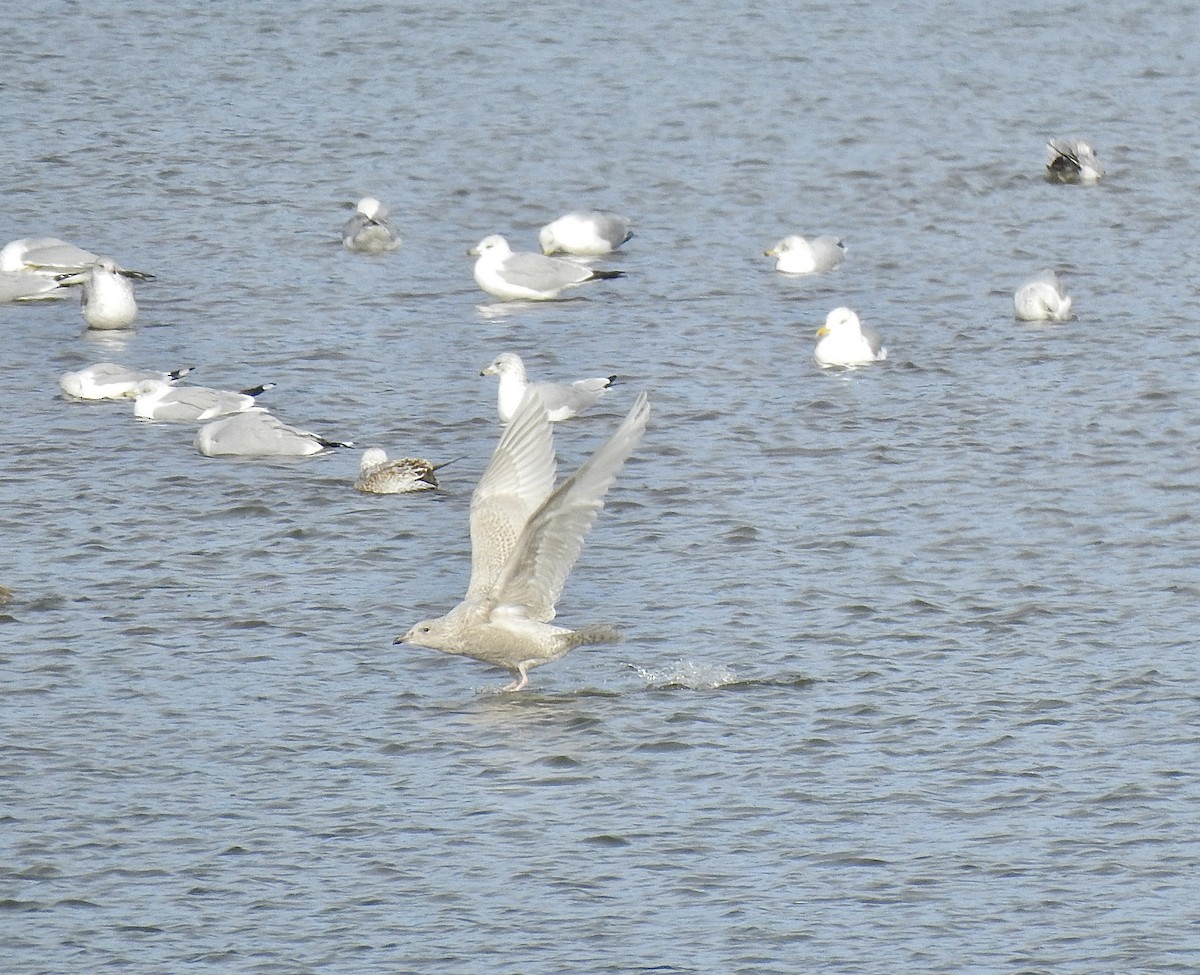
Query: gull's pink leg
501 665 529 692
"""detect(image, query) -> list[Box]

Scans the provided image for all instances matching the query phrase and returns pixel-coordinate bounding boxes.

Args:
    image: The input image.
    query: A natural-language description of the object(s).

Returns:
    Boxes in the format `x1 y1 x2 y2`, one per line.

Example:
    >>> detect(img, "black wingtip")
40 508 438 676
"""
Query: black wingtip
590 269 625 281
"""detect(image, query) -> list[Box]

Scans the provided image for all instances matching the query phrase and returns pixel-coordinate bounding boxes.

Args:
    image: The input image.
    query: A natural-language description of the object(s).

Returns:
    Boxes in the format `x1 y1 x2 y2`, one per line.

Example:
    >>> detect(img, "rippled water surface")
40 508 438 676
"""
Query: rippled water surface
3 2 1199 972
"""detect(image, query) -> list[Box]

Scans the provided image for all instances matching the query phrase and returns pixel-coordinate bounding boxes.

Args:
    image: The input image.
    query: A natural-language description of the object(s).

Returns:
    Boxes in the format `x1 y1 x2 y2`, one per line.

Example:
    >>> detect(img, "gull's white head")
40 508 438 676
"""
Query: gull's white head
396 617 453 651
360 447 389 471
766 235 807 256
816 306 862 338
765 235 845 273
481 351 526 379
0 240 28 272
356 197 386 219
467 234 512 259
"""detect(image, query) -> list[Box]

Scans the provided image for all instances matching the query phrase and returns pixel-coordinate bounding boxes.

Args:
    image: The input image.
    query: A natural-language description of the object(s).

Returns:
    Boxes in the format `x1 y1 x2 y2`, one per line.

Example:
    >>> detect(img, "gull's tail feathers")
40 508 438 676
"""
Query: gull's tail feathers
565 624 624 649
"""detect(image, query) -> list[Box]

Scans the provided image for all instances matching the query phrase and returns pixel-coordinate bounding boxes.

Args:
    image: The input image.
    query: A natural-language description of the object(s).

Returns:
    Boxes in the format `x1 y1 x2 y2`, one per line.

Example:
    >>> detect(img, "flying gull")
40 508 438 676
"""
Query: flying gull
396 389 650 691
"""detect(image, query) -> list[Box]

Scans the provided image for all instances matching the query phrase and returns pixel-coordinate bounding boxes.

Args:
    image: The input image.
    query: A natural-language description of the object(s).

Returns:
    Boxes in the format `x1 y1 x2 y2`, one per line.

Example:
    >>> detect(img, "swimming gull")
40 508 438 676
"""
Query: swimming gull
1014 269 1072 321
396 388 650 691
538 211 633 256
195 408 353 457
1045 139 1104 183
342 197 401 254
57 258 139 329
764 235 845 274
0 270 66 303
814 307 888 367
468 234 624 301
133 379 275 421
60 362 193 400
0 236 154 279
355 449 442 494
482 351 615 424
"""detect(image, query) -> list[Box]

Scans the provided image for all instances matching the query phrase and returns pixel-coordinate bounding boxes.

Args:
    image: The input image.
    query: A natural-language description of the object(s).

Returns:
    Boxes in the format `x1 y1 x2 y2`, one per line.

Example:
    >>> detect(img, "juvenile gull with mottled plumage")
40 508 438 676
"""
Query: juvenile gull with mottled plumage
396 389 650 691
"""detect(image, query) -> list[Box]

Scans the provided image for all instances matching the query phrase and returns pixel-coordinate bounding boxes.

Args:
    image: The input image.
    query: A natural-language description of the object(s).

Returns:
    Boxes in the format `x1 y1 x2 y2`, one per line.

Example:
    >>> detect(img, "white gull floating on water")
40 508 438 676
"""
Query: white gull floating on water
538 211 633 256
0 236 154 280
813 307 888 368
133 379 275 421
1014 269 1072 321
195 409 352 457
60 362 193 400
342 197 401 254
764 235 845 274
0 270 65 303
57 258 140 329
354 450 442 494
468 234 624 301
481 351 615 424
396 388 650 692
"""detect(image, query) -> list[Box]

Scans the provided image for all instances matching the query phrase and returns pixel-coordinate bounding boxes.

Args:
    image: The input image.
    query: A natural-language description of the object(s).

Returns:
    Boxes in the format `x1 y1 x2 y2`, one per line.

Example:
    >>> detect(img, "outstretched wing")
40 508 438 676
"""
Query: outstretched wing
465 390 557 601
487 392 649 621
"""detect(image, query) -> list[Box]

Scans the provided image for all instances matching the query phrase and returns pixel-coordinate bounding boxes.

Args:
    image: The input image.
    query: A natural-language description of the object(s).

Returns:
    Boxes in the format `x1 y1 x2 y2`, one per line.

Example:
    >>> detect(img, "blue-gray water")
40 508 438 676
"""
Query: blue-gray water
3 1 1199 972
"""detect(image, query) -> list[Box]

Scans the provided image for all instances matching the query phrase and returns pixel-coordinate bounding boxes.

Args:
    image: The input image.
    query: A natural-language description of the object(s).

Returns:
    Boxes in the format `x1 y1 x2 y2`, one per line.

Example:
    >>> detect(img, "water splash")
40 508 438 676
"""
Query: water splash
631 658 738 690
